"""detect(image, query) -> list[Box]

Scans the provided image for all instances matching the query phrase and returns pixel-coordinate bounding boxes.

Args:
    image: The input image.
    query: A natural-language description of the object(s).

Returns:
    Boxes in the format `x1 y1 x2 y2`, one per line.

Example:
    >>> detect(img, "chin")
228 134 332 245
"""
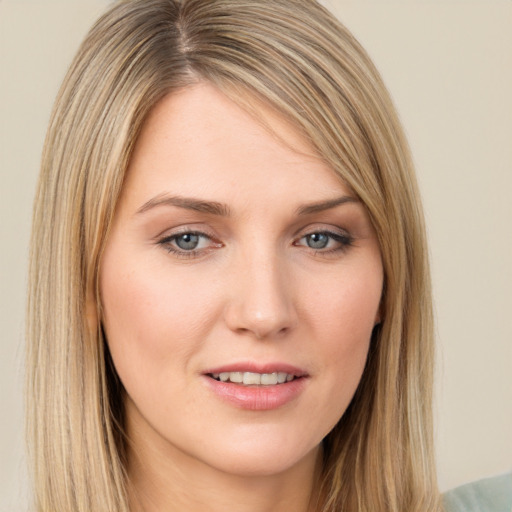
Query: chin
197 430 321 478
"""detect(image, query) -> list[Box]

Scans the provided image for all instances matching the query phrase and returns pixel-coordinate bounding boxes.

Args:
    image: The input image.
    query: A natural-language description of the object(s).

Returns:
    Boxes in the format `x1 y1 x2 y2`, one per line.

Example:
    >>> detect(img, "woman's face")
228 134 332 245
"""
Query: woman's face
100 83 383 478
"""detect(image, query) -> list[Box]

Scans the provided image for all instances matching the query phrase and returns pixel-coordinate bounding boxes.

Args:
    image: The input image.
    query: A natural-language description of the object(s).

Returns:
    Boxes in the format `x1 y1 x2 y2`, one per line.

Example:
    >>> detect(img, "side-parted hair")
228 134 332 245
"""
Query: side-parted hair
27 1 441 510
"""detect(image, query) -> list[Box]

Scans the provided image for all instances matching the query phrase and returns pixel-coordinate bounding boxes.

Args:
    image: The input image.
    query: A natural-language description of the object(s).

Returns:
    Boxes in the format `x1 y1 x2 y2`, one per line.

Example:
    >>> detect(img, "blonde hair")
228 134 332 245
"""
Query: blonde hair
27 0 441 510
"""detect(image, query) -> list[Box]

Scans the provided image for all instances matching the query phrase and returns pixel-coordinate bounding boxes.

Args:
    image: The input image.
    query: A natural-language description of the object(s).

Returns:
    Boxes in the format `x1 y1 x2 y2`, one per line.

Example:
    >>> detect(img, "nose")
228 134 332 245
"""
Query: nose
223 249 297 340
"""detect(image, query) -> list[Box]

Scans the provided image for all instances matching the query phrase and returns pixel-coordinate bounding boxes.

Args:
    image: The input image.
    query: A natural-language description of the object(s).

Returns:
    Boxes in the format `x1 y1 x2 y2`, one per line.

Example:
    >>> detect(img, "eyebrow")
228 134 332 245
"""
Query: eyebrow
136 193 358 217
136 194 231 216
296 195 359 215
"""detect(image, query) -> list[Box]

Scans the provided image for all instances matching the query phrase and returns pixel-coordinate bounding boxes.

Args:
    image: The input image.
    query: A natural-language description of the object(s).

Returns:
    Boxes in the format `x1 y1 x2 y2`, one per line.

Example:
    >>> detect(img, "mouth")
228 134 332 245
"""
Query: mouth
207 371 299 386
203 364 308 410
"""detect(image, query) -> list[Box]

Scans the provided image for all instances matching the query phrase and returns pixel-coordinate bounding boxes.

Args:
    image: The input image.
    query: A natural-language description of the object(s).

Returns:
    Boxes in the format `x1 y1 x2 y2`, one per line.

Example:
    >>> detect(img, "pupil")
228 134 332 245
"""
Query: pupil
307 233 328 249
176 233 199 250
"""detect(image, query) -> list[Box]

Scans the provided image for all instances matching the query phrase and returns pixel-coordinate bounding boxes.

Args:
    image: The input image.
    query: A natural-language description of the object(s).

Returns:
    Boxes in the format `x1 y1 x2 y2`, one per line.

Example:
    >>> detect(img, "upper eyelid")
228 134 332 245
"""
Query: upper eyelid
162 229 211 239
299 229 351 238
296 230 353 244
159 231 215 246
156 225 352 239
157 231 219 258
156 225 216 241
294 224 352 238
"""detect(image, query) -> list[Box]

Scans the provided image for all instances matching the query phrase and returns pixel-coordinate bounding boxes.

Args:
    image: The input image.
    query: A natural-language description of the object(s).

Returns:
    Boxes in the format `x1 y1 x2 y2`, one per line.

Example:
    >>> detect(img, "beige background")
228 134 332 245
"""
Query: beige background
1 0 510 509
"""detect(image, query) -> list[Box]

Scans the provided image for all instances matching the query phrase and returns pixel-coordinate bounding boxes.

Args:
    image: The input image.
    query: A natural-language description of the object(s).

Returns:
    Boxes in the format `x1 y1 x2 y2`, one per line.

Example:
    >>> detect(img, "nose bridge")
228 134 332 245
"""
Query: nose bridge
225 240 296 339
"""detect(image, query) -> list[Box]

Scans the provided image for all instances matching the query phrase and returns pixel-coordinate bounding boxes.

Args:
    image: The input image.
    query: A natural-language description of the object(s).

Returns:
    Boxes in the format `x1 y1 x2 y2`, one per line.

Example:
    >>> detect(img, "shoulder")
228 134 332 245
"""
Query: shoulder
443 472 512 512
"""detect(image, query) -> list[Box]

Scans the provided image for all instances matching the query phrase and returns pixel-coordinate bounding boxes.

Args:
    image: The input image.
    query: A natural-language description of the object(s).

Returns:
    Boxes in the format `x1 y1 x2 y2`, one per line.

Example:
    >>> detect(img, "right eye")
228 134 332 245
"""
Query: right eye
173 233 202 250
158 231 220 258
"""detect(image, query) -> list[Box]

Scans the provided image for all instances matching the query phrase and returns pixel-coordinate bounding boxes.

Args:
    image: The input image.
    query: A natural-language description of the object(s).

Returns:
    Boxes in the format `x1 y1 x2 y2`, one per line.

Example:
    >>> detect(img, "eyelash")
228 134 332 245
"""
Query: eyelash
157 229 354 259
295 230 354 256
157 230 219 259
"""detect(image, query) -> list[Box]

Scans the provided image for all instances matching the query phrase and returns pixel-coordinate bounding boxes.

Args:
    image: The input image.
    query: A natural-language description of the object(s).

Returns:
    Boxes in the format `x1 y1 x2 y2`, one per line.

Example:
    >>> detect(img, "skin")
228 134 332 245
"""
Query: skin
100 83 383 512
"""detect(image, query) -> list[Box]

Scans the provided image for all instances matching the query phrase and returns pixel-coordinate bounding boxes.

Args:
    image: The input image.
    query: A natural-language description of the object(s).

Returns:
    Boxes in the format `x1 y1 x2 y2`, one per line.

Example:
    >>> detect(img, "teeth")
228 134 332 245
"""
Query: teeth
243 372 261 385
229 371 243 383
211 371 296 385
260 373 278 385
277 372 287 383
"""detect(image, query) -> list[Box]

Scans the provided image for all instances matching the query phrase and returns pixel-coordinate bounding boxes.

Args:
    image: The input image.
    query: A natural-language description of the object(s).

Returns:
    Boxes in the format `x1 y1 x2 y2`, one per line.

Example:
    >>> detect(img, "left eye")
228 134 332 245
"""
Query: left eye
296 231 352 251
304 232 330 249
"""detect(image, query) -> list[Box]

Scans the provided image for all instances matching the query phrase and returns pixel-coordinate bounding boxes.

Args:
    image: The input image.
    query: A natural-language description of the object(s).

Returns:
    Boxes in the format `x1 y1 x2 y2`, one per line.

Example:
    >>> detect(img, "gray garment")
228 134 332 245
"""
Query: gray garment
443 472 512 512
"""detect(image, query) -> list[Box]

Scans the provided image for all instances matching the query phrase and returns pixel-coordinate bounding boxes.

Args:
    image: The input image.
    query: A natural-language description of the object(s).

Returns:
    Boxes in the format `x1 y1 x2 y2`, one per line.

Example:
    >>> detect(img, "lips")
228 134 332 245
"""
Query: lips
202 363 308 410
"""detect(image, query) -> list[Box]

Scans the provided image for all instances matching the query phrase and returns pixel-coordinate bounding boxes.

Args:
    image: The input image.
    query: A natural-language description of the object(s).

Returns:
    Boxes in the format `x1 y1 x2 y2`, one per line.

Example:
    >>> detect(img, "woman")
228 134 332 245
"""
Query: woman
27 0 441 510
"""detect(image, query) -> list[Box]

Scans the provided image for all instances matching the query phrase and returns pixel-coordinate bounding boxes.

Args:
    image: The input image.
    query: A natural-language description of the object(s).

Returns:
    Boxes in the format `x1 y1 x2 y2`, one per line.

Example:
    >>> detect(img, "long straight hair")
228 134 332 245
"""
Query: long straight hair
27 1 441 510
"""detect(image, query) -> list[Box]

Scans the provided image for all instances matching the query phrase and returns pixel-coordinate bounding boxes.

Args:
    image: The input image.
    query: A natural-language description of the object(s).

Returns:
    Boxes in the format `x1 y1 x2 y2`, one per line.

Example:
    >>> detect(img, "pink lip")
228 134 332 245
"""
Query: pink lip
201 362 309 411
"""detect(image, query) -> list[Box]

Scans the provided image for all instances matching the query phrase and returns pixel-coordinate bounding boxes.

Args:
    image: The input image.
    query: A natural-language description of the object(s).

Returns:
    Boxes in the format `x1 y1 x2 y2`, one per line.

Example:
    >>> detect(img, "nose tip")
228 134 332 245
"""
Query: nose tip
224 260 297 340
234 307 291 340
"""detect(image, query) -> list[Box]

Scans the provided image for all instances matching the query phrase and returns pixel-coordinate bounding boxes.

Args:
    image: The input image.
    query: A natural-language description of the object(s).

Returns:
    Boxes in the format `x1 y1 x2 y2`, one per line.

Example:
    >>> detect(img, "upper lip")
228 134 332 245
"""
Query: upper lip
203 362 308 377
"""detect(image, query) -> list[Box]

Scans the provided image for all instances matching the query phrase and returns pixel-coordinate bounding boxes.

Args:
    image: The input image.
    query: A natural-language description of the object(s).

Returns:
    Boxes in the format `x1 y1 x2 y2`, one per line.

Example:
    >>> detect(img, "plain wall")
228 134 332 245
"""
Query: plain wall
1 0 510 509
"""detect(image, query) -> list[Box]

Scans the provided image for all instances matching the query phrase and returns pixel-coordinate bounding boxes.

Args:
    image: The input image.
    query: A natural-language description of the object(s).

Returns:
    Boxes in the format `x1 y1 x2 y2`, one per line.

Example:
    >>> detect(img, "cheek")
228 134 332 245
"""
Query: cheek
303 263 381 410
99 251 221 390
307 264 381 345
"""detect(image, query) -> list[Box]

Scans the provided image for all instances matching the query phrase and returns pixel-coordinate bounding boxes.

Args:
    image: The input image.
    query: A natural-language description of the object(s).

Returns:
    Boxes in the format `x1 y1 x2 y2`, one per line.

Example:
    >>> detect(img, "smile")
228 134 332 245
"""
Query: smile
204 369 307 410
209 371 296 386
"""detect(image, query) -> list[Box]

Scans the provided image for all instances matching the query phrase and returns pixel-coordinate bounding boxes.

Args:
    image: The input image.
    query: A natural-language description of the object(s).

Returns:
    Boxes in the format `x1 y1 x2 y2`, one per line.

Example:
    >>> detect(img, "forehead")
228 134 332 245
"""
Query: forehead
121 82 351 211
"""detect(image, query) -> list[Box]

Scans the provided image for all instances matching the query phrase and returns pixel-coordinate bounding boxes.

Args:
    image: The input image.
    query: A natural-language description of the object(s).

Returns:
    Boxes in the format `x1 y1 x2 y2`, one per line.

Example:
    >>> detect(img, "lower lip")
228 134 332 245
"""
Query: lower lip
203 376 307 411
